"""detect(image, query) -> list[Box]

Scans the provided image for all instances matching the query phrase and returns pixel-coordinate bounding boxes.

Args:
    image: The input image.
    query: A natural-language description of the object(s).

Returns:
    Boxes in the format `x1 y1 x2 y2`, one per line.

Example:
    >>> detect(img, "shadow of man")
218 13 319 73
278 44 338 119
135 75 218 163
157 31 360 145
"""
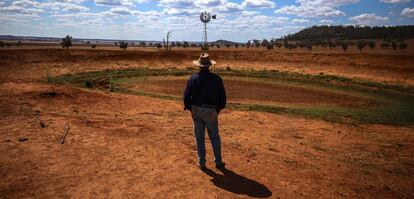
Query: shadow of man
202 167 272 198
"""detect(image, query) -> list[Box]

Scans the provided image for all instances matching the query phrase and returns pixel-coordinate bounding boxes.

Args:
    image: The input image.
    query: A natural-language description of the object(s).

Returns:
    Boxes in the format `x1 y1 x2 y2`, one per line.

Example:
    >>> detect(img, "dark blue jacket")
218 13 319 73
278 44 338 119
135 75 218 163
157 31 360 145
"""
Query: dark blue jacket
183 70 226 111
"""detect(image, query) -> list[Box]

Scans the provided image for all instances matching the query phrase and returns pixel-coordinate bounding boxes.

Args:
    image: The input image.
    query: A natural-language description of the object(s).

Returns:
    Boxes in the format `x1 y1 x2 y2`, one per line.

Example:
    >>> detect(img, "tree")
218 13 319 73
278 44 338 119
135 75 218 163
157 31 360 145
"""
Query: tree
368 41 376 50
163 31 172 51
119 41 128 50
391 41 398 50
246 40 251 48
0 41 4 48
275 43 282 48
399 42 408 51
16 40 21 47
235 43 239 48
283 40 289 49
252 39 260 47
266 44 273 50
216 43 220 48
61 35 72 49
341 42 348 52
183 41 189 48
225 44 230 48
357 40 366 52
261 39 269 47
114 42 118 46
156 43 162 49
139 41 146 47
91 43 97 49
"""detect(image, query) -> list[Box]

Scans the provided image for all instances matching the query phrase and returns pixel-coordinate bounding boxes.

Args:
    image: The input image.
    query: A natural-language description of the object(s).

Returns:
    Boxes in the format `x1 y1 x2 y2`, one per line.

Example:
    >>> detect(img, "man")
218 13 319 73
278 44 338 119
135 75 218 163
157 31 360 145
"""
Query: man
183 53 226 170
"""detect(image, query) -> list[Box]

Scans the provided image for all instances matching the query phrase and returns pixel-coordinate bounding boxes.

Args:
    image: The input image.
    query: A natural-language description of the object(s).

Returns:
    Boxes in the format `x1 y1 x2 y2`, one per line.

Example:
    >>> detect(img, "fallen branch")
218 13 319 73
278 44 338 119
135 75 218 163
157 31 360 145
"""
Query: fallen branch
60 122 70 144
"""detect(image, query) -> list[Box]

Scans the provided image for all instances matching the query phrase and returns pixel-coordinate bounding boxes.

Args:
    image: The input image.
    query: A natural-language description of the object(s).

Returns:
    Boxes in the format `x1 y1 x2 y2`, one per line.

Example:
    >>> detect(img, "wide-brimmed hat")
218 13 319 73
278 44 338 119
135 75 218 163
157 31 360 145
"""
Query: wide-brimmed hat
193 53 216 68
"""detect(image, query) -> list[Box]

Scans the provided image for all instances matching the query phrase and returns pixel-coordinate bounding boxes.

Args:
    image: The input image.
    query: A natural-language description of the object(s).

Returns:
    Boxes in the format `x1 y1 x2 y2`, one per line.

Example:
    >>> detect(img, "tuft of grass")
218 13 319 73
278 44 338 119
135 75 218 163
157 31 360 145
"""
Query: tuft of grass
46 69 53 83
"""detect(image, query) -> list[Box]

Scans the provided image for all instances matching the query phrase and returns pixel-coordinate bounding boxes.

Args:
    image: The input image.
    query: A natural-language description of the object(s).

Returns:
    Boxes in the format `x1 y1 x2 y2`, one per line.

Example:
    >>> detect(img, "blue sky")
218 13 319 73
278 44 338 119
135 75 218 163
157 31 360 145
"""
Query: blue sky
0 0 413 42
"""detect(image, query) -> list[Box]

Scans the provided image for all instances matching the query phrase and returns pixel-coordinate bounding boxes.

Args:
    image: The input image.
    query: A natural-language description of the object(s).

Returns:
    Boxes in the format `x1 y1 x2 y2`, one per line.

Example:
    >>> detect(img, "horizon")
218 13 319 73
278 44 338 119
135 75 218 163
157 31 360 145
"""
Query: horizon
2 24 414 43
0 0 414 42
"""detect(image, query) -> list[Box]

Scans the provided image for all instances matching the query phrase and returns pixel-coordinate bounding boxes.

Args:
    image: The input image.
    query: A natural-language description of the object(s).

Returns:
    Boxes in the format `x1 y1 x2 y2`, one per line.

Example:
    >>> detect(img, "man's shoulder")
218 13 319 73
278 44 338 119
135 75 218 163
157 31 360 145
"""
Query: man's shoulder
210 72 223 81
189 73 199 80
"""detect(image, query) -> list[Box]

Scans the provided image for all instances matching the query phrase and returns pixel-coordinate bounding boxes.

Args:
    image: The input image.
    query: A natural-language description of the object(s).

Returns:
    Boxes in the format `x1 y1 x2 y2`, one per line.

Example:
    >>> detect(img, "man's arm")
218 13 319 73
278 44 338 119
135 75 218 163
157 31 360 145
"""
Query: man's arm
217 77 226 113
183 76 193 111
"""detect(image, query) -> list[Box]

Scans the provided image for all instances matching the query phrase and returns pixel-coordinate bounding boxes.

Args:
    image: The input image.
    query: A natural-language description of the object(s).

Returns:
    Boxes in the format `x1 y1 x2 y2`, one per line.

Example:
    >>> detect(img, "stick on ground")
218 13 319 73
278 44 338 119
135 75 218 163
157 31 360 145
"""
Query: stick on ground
60 123 70 144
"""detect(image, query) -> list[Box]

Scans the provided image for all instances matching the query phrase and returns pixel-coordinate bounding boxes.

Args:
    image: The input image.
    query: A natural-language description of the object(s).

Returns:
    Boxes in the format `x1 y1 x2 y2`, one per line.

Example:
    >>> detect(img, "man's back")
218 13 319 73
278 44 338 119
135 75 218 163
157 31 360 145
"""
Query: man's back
183 70 226 111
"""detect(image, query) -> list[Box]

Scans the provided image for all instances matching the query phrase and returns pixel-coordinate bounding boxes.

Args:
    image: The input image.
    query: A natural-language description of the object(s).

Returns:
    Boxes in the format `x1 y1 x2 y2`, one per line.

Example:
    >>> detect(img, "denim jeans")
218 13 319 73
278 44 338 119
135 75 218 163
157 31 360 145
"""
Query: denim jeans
191 105 222 166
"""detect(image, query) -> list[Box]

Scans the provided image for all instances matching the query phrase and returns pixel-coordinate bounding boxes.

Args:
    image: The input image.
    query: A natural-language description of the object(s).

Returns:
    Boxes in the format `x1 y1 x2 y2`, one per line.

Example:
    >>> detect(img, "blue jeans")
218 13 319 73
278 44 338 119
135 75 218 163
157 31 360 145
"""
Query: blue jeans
191 105 222 166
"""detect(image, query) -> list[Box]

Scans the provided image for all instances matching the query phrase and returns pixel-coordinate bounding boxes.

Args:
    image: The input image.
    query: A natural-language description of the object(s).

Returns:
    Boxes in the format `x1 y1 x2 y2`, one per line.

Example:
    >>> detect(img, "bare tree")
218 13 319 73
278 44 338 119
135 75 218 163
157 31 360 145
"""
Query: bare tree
163 31 172 52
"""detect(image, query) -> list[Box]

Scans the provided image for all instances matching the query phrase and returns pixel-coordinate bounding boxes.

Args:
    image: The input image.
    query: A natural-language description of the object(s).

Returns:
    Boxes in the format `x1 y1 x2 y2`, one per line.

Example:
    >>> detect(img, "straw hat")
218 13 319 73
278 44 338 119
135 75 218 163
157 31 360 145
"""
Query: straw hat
192 53 216 68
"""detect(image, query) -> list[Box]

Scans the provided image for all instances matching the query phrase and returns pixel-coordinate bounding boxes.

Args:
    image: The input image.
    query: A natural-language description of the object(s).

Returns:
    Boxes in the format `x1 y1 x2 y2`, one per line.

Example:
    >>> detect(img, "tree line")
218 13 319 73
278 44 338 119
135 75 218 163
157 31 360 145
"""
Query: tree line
282 25 414 41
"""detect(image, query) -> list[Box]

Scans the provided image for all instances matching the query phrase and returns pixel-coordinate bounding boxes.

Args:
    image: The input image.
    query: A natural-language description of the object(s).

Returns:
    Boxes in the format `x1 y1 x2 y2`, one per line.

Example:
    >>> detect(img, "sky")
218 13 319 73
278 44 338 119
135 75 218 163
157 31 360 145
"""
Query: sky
0 0 413 42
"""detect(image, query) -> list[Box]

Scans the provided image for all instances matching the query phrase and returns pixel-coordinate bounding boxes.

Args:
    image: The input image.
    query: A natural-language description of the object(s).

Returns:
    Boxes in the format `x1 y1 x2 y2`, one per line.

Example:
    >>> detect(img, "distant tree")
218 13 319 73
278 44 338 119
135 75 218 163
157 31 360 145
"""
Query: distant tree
139 41 146 47
391 41 398 50
252 39 260 47
61 35 72 49
261 39 269 47
114 42 118 46
201 44 209 50
119 41 128 50
91 43 97 49
357 40 366 52
0 41 4 48
226 44 230 48
399 42 408 51
266 44 273 50
235 43 239 48
216 44 220 48
381 42 389 49
288 44 297 50
149 43 153 47
275 43 282 48
16 40 21 47
368 41 376 50
283 40 289 49
341 42 348 52
183 41 189 48
246 40 251 48
156 43 162 49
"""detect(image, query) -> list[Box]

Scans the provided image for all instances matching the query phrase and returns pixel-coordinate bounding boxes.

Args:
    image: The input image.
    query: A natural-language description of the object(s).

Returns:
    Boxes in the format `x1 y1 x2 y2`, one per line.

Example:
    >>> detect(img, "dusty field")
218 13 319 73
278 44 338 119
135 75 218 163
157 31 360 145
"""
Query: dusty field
124 77 372 107
0 48 413 198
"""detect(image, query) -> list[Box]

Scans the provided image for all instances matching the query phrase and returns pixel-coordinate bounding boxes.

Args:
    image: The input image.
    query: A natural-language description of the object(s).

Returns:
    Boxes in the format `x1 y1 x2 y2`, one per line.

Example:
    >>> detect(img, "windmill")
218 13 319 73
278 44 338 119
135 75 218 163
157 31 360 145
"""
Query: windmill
200 11 216 51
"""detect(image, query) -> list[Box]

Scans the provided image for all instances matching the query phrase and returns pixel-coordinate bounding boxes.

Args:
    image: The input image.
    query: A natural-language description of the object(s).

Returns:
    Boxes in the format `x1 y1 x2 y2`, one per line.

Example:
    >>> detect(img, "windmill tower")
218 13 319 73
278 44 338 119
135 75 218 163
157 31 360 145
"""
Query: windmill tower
200 11 216 51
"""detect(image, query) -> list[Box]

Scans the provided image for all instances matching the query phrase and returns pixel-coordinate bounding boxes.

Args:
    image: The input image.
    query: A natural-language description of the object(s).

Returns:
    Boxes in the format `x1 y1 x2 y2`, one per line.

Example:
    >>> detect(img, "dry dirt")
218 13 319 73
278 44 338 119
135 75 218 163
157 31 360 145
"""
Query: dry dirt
128 77 372 108
0 48 413 198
